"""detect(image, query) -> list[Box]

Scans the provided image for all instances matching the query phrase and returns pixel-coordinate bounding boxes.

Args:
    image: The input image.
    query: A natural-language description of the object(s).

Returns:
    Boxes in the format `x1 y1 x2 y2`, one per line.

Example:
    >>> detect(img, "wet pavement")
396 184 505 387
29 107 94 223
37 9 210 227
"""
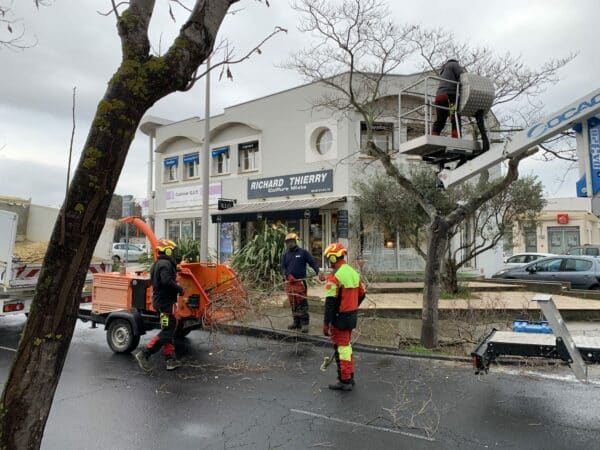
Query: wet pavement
2 315 600 449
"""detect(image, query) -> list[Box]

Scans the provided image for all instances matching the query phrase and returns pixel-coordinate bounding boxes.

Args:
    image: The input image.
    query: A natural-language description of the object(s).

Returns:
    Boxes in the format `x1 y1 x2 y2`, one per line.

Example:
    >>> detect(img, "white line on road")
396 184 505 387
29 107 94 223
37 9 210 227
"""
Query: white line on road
290 408 435 442
0 346 17 352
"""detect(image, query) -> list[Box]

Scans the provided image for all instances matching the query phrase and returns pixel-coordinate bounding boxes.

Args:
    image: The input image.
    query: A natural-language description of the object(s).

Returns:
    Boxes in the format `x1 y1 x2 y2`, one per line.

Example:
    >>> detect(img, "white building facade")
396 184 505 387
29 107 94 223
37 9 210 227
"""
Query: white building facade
512 197 600 255
140 74 502 274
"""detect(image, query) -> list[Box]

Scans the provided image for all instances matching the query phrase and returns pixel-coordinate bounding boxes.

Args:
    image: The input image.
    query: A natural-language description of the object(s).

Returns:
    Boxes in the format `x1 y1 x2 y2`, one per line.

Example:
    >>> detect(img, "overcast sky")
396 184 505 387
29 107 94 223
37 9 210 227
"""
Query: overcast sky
0 0 598 207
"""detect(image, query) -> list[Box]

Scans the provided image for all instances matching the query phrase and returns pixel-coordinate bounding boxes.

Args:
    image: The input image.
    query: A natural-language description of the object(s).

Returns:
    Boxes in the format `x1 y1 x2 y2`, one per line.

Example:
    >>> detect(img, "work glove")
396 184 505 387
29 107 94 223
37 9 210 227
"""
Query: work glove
287 274 295 282
318 273 326 282
322 323 330 337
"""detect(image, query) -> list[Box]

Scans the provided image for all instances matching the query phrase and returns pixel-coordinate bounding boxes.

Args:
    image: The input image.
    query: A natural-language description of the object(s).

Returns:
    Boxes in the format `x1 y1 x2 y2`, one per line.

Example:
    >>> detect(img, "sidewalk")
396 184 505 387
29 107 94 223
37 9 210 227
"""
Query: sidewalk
232 282 600 356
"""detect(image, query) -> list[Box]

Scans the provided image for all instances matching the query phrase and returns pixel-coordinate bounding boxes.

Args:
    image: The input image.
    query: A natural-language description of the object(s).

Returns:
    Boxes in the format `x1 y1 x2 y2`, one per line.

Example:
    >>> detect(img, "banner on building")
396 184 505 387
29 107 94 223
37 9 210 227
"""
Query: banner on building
590 118 600 196
165 183 222 209
248 169 333 199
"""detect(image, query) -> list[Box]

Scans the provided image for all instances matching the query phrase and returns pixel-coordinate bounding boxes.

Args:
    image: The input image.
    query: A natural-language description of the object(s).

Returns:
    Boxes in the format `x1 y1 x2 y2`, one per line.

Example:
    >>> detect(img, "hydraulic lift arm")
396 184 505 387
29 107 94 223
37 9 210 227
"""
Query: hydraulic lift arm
438 88 600 188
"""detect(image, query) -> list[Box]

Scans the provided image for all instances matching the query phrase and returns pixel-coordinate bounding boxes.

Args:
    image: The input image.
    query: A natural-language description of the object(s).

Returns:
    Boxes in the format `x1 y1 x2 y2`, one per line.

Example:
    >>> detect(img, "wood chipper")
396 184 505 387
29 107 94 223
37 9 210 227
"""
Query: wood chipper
78 217 247 353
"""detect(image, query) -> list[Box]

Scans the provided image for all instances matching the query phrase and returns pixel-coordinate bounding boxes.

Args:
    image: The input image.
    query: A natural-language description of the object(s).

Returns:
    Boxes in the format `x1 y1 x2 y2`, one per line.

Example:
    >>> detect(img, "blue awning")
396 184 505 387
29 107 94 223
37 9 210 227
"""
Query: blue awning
163 157 178 167
183 153 199 164
212 146 229 157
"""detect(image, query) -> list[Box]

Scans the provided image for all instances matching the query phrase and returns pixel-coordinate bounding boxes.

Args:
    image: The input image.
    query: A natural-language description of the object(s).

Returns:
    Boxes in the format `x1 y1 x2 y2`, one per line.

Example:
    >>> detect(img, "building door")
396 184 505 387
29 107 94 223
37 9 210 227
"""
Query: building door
548 226 580 254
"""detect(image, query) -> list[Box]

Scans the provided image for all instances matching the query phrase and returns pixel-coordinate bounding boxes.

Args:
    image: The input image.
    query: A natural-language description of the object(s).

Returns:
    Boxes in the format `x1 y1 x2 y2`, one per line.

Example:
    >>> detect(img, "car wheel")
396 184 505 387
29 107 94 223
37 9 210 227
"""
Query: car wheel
112 255 121 263
106 319 140 353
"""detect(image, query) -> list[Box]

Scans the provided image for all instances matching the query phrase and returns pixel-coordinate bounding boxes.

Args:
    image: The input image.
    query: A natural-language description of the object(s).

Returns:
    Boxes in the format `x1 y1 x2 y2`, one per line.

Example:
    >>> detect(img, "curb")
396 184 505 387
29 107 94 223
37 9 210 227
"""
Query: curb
218 323 472 363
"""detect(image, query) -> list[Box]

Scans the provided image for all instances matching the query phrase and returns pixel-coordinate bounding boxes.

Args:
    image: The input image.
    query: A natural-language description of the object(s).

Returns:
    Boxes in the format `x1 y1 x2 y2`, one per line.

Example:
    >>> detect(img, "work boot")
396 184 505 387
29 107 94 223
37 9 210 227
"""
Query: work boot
135 350 152 373
287 322 301 330
301 324 309 334
328 381 353 391
165 357 181 371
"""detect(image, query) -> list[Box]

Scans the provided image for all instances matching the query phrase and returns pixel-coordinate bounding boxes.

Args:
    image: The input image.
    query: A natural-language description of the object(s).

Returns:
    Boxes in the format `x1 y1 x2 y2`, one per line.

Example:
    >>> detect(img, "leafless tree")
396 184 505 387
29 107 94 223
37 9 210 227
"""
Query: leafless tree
0 1 282 449
287 0 572 348
0 0 50 50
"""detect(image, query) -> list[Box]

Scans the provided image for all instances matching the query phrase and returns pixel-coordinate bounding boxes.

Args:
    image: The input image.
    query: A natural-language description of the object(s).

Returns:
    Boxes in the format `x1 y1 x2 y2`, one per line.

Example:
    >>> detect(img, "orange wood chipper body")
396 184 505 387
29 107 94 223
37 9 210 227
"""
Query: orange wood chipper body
80 217 247 353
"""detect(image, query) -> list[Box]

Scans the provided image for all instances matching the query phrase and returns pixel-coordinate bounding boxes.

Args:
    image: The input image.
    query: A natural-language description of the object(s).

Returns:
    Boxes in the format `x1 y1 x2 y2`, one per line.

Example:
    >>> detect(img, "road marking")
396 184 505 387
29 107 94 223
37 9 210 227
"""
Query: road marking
0 346 17 352
290 408 435 442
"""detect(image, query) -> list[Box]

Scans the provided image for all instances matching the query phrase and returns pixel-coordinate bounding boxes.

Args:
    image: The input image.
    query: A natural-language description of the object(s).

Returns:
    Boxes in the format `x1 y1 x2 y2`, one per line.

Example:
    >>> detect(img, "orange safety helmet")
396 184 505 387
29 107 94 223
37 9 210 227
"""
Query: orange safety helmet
285 232 299 242
323 242 347 264
156 239 177 257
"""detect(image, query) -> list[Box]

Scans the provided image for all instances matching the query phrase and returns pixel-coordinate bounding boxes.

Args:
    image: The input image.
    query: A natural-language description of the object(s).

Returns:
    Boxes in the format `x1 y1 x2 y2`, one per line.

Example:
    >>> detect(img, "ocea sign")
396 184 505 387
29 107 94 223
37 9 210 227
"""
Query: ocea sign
527 91 600 139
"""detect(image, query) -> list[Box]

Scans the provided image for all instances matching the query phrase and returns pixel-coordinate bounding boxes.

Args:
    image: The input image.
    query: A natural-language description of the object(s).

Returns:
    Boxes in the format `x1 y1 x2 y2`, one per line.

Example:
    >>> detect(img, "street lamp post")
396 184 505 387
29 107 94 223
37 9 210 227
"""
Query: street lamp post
201 57 210 262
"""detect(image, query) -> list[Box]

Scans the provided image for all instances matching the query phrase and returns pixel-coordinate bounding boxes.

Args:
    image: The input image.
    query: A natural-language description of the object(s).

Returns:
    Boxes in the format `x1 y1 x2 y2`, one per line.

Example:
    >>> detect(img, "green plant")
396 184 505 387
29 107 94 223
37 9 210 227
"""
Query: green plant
231 223 287 289
138 252 153 272
176 237 201 262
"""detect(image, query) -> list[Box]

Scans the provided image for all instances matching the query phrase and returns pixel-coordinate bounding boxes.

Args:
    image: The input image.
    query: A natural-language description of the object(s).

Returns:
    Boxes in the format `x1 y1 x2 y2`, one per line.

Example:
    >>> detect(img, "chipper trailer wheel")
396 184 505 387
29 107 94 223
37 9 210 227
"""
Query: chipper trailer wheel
107 319 140 354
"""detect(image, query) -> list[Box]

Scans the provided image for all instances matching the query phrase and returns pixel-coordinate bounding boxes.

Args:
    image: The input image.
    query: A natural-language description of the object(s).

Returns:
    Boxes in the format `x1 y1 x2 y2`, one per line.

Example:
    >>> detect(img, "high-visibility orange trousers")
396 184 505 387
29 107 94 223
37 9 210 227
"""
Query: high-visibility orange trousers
330 326 353 382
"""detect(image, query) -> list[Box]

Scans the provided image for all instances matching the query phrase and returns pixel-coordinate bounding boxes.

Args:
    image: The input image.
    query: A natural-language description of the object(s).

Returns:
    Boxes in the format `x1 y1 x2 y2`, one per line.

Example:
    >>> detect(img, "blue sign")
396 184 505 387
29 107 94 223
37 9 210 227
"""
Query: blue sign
589 118 600 196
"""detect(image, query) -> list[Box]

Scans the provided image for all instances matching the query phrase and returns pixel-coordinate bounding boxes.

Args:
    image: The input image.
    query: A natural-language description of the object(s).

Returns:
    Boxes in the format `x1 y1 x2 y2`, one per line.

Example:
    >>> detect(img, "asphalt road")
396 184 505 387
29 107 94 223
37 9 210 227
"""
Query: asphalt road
2 315 600 449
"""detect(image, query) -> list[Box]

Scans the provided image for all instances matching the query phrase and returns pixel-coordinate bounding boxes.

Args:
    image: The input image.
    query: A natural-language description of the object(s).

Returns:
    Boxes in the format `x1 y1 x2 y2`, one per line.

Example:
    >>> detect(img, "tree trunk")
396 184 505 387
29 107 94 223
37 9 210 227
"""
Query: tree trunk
440 257 459 294
0 2 233 447
421 216 450 348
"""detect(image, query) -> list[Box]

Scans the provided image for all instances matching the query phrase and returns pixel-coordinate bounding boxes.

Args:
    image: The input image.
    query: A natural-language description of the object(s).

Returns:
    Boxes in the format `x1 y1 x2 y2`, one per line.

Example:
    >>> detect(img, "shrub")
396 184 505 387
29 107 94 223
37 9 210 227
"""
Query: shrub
231 223 287 289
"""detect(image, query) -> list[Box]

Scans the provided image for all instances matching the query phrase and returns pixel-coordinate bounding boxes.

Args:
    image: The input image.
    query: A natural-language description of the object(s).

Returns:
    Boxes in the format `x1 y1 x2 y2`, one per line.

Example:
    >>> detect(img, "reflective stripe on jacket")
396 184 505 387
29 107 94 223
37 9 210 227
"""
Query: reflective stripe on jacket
324 262 365 330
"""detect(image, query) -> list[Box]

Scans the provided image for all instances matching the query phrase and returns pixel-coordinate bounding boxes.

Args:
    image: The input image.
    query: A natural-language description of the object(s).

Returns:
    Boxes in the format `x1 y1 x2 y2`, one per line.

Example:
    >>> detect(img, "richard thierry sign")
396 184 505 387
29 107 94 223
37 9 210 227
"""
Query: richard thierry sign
248 169 333 199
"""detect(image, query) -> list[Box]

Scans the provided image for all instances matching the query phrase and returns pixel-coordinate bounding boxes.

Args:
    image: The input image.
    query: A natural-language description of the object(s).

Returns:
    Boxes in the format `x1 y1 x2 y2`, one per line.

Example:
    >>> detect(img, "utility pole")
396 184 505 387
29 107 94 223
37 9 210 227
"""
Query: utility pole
201 57 210 262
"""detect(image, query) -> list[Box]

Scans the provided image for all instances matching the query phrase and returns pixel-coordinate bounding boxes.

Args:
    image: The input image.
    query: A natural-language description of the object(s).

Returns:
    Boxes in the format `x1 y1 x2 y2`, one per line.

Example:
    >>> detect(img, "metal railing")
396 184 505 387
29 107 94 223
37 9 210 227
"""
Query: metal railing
398 75 461 139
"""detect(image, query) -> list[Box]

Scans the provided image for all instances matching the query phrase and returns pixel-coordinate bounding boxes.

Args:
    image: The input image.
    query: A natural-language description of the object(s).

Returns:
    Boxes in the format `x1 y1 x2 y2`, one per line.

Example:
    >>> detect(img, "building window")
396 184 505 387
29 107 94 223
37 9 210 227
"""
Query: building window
315 129 333 154
163 157 179 182
239 141 259 172
166 218 201 241
360 122 394 153
524 227 537 253
212 146 230 175
183 153 200 180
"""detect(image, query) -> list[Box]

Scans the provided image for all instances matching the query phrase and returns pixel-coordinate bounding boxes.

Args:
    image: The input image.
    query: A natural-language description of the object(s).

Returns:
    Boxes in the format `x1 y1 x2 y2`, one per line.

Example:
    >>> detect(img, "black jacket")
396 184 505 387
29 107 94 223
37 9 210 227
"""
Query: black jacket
280 246 320 280
436 59 465 96
150 256 183 312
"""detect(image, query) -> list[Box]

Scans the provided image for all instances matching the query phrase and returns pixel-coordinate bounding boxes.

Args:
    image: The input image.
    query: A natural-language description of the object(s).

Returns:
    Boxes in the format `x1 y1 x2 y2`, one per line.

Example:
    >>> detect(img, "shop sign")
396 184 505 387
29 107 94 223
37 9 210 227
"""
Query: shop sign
248 169 333 199
589 118 600 196
165 183 221 208
557 213 569 225
218 198 236 210
337 209 349 239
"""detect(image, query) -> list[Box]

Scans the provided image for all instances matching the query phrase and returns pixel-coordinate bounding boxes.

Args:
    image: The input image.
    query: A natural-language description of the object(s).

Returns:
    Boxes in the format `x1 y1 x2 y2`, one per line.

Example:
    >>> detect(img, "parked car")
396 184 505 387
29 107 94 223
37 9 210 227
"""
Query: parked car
492 255 600 290
566 245 600 257
503 252 554 269
110 243 145 262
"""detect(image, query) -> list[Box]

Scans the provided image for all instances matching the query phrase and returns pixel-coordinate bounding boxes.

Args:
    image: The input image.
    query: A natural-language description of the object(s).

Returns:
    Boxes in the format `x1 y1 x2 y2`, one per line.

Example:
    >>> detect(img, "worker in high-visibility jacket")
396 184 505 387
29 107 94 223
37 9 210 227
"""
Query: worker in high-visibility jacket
322 243 365 391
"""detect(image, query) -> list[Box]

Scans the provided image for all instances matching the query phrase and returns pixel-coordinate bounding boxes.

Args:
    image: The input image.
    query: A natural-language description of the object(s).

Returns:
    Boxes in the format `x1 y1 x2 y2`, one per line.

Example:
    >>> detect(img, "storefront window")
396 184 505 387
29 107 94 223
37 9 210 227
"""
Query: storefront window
309 215 323 267
219 222 238 263
181 219 193 239
548 226 580 254
383 230 396 249
524 227 537 253
167 219 180 240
